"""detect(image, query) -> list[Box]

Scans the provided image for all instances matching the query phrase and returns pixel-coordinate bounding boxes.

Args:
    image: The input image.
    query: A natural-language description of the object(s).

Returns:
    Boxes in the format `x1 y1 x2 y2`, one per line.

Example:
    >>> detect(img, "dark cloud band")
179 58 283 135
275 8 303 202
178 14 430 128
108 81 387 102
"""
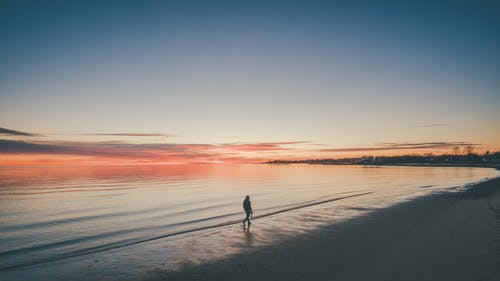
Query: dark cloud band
0 127 39 137
318 142 480 153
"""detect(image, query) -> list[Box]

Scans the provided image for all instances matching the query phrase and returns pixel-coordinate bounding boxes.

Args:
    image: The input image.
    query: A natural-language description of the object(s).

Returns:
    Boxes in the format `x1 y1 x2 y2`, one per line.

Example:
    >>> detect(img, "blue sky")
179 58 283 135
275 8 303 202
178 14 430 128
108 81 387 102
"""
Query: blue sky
0 0 499 164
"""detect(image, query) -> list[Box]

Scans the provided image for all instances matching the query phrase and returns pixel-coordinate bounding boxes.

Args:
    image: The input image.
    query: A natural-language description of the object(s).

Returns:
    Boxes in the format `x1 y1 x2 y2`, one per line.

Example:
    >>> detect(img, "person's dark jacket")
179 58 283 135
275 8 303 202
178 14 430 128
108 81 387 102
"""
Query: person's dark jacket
243 199 252 213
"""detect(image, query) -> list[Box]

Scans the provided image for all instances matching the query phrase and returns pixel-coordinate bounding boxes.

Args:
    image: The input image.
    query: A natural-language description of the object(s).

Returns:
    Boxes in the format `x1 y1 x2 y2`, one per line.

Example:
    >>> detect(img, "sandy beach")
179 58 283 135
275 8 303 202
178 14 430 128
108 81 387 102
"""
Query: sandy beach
144 176 500 281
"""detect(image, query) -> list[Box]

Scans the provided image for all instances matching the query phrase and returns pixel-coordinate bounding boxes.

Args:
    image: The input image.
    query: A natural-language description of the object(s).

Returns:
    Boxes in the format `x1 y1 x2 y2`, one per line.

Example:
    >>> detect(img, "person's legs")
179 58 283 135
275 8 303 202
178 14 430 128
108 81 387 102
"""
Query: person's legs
243 211 250 225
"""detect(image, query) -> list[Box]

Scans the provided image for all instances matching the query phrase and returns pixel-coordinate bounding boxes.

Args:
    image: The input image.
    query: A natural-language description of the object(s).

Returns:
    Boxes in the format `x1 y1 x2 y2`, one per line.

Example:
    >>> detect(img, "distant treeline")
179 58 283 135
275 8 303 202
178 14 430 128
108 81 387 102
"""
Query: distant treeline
264 151 500 168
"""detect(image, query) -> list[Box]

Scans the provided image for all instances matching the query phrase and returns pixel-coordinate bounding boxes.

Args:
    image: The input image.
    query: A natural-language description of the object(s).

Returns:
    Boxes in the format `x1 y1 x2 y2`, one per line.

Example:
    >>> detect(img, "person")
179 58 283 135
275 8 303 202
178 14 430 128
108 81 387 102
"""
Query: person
242 195 253 226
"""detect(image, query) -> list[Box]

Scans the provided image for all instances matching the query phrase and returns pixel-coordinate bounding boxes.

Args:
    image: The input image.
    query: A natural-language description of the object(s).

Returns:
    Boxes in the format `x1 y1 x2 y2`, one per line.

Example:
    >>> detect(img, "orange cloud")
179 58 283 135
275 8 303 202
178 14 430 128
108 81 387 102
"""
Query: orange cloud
0 139 266 166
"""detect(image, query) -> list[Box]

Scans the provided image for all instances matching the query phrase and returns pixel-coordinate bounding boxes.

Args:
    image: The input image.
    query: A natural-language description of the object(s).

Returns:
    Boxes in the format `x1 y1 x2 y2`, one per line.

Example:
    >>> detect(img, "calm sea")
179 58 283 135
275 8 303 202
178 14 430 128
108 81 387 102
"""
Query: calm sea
0 164 497 280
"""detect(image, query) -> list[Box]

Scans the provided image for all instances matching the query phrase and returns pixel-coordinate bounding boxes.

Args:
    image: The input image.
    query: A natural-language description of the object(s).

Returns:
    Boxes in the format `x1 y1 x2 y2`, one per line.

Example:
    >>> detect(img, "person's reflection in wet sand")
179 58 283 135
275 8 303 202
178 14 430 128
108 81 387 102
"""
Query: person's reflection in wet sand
242 222 254 246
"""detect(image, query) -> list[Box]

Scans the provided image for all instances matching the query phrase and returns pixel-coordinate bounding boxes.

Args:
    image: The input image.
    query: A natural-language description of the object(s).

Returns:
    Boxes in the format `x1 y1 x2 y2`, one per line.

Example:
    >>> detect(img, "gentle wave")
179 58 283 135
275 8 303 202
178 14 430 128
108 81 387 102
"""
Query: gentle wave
0 191 372 272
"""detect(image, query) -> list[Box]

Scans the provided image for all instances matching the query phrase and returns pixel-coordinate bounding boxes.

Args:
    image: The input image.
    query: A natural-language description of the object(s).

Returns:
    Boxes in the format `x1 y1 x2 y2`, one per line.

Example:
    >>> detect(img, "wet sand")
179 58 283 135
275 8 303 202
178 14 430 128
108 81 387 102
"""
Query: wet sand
144 176 500 281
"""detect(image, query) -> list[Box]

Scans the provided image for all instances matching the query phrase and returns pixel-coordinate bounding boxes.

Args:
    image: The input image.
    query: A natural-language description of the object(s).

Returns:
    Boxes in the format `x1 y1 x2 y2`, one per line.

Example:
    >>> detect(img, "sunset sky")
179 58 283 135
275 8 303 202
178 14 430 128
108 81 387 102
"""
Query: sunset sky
1 0 499 166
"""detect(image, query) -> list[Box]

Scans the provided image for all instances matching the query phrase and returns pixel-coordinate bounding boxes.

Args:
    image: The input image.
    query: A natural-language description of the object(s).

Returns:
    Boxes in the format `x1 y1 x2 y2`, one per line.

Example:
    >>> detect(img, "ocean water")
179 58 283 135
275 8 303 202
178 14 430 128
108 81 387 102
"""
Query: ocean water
0 164 497 280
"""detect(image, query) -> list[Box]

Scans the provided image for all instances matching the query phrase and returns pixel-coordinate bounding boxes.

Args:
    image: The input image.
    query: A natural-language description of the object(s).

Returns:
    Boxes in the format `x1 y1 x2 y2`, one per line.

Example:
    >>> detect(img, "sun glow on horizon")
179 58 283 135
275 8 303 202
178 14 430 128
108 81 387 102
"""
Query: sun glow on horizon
1 129 496 167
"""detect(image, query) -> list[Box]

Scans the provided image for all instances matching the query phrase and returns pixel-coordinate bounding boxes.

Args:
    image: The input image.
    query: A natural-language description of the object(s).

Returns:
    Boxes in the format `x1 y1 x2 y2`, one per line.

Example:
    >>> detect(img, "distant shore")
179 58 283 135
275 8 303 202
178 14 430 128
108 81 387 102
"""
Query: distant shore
266 161 500 170
264 152 500 170
145 176 500 281
325 162 500 169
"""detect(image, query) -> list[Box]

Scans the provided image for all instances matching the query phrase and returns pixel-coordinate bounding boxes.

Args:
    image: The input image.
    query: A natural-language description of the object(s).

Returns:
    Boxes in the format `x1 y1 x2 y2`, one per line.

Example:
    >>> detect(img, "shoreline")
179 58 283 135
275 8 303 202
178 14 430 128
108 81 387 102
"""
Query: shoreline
145 176 500 281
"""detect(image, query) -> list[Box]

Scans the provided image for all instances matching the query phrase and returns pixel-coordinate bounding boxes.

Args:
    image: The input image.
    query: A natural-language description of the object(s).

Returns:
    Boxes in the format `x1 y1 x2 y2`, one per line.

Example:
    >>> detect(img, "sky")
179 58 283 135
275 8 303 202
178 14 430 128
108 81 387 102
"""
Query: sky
1 0 499 165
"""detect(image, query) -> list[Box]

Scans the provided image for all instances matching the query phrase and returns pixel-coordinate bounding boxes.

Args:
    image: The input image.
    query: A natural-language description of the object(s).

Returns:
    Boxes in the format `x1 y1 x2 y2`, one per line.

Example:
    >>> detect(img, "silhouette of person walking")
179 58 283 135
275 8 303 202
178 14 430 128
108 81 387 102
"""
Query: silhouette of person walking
242 195 253 226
